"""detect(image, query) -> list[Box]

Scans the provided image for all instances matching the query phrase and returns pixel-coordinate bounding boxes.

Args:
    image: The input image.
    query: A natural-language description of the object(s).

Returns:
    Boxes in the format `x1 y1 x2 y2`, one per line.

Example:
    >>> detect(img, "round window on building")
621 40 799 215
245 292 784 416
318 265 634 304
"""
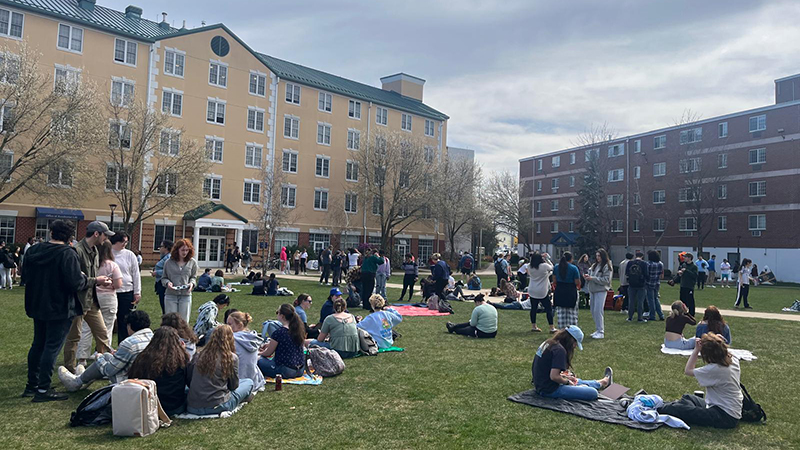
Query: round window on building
210 36 230 57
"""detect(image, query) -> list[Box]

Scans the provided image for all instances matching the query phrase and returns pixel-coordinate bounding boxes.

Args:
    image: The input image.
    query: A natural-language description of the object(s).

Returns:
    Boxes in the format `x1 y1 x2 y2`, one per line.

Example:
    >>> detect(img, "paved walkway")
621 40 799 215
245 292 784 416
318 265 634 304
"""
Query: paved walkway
274 273 800 322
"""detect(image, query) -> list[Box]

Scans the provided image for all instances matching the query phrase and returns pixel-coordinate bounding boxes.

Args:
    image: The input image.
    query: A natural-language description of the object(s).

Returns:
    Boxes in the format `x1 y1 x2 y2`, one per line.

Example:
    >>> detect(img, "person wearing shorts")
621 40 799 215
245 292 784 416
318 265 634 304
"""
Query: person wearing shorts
719 259 731 288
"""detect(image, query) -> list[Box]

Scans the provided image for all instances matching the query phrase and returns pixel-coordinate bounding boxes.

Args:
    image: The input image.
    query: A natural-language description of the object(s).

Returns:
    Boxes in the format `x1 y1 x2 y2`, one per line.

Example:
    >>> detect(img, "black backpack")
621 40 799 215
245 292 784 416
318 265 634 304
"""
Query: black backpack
740 383 766 423
69 384 114 427
494 259 504 276
627 262 645 286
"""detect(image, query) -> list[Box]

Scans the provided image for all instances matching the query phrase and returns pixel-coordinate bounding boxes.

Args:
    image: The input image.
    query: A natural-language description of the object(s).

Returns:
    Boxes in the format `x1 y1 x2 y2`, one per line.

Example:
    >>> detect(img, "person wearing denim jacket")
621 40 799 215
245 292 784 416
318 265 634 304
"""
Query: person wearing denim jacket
375 250 391 298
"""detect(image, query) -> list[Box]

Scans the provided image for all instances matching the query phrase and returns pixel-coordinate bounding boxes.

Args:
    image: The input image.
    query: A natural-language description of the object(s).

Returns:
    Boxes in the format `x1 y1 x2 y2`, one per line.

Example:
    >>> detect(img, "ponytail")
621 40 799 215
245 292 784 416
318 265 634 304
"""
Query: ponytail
294 293 310 307
278 303 306 347
228 311 252 329
559 251 572 279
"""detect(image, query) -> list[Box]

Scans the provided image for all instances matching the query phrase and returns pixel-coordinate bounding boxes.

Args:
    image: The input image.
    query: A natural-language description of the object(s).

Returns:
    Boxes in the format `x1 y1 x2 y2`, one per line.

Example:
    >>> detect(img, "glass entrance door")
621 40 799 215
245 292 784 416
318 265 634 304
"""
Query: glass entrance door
198 228 228 267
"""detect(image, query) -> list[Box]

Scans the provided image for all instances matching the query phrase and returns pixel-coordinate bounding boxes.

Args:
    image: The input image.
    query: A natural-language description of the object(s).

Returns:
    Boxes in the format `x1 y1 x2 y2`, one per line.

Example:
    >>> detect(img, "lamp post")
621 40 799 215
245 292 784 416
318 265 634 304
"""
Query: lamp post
109 204 117 231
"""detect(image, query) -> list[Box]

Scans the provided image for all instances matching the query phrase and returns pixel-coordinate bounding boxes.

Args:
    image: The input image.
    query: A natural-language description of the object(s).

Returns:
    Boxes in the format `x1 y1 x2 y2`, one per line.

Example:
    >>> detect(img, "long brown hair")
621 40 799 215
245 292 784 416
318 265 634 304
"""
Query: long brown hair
544 329 577 369
170 238 194 262
278 303 306 347
128 326 189 379
699 332 732 366
195 324 236 379
98 240 115 265
702 306 726 336
161 312 198 344
590 248 611 272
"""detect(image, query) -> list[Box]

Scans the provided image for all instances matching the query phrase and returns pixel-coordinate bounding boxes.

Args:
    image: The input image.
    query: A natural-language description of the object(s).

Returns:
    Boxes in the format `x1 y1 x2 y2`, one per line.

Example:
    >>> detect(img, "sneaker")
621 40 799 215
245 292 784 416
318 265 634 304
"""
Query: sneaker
57 366 84 392
32 389 69 403
604 367 614 386
625 318 632 322
744 306 753 310
638 319 647 323
592 333 604 339
75 364 85 377
21 386 37 398
446 322 455 334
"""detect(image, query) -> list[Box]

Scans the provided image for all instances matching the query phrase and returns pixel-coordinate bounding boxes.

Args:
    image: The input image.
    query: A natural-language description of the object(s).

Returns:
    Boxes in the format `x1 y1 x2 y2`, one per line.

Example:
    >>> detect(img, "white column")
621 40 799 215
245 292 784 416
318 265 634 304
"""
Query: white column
236 227 243 251
193 224 201 264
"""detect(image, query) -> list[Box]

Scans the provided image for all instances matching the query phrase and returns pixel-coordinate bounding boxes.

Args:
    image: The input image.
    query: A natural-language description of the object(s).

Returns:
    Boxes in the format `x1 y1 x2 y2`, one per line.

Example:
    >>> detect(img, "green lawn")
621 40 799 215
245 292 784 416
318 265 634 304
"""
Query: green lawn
1 277 799 449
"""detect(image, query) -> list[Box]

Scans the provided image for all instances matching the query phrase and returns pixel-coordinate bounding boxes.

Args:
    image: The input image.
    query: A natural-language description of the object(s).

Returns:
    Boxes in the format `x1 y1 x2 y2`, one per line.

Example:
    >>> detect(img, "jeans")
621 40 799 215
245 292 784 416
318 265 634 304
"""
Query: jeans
165 293 193 323
115 291 136 343
697 272 707 289
77 358 105 385
530 296 554 326
361 272 376 308
664 336 697 350
294 259 300 275
257 357 304 379
400 274 416 300
589 290 606 335
658 394 738 429
187 378 254 416
63 300 112 372
627 286 646 321
646 285 664 320
540 379 601 401
680 287 696 316
78 291 117 360
491 302 522 310
619 285 629 310
332 266 342 286
451 322 497 338
27 318 72 390
319 264 331 284
155 280 166 315
300 258 307 274
0 266 12 288
375 272 388 298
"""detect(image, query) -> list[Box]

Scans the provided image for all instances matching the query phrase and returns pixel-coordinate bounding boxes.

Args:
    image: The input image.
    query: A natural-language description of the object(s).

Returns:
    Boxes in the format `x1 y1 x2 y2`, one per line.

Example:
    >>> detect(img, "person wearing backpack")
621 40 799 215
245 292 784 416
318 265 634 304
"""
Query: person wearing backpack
657 333 742 429
495 253 511 288
459 252 475 282
584 249 612 339
310 297 360 359
625 251 649 323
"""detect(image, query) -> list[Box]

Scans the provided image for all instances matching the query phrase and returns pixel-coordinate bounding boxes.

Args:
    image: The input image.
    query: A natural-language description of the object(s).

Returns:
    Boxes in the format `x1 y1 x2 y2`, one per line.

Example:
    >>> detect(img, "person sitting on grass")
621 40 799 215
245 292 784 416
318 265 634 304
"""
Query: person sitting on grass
57 310 153 391
127 326 190 416
187 325 254 416
257 304 307 379
467 274 482 290
194 294 231 343
266 273 279 296
227 311 266 391
308 297 361 359
196 268 213 292
657 333 742 429
446 275 465 299
664 301 698 350
695 306 732 344
161 312 199 358
531 325 613 401
500 278 520 302
211 270 225 292
446 294 498 338
318 287 344 326
357 294 403 349
294 293 319 339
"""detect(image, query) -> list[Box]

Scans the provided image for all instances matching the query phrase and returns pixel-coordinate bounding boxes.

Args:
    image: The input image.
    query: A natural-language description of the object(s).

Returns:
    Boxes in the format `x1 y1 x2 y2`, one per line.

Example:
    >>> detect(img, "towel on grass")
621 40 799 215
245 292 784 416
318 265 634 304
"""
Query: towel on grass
174 402 247 420
660 345 757 361
508 389 662 431
626 395 690 429
265 373 323 385
392 305 451 317
378 347 404 353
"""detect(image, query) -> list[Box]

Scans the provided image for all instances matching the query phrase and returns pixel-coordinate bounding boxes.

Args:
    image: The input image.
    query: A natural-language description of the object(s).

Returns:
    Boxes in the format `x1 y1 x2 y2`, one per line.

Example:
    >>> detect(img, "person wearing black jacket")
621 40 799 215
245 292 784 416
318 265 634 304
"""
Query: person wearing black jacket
331 250 343 287
22 220 89 402
319 246 332 285
431 253 450 300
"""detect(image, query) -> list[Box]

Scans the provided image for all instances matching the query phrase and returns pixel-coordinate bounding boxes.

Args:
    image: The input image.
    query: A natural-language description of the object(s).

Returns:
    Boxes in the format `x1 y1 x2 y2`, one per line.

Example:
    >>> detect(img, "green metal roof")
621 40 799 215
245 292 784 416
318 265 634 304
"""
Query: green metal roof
1 0 179 41
183 202 249 224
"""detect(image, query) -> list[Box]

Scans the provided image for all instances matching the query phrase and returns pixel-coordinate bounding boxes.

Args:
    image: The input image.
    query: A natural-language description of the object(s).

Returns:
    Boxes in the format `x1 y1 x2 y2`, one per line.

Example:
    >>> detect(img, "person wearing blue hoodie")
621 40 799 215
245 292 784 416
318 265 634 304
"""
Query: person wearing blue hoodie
430 253 450 300
227 311 266 391
357 294 402 349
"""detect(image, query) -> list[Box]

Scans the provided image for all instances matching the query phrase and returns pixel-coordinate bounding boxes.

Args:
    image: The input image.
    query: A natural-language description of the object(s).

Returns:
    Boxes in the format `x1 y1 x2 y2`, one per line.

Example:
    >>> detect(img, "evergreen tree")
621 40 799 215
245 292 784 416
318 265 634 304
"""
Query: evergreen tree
576 153 603 256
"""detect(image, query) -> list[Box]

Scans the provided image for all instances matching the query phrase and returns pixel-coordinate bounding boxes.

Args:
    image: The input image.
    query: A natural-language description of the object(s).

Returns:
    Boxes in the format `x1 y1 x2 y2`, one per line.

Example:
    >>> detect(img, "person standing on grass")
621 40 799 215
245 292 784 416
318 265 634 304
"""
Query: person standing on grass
677 253 698 316
319 246 332 285
331 249 344 287
110 231 141 343
348 248 360 269
585 249 612 339
360 249 384 308
77 241 122 367
553 252 582 328
696 255 709 290
431 253 450 301
225 245 234 273
645 250 665 321
527 252 556 333
300 248 308 275
618 253 633 314
0 240 15 289
162 239 199 323
719 259 731 288
517 259 529 291
152 239 173 314
576 253 591 307
280 246 289 275
375 249 391 298
734 258 755 310
625 251 649 324
242 247 252 273
657 333 742 429
494 253 511 287
398 253 419 302
23 220 91 402
459 251 475 283
293 249 301 275
446 294 498 338
707 255 717 288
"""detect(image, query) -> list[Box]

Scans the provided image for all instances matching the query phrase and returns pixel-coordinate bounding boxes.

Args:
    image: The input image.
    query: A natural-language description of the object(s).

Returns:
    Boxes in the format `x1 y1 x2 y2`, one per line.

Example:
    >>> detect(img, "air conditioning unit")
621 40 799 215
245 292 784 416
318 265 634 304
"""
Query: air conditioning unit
751 231 762 237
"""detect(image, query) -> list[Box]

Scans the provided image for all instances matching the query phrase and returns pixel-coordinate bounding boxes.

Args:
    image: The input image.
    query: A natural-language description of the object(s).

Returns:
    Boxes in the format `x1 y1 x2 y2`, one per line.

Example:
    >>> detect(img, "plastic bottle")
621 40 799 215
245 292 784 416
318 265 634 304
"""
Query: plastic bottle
275 374 283 391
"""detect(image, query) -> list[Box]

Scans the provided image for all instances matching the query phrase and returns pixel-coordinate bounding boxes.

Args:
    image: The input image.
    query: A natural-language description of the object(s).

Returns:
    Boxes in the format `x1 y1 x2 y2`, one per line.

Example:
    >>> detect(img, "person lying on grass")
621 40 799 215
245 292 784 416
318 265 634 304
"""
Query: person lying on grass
532 325 613 401
446 293 498 338
657 333 742 429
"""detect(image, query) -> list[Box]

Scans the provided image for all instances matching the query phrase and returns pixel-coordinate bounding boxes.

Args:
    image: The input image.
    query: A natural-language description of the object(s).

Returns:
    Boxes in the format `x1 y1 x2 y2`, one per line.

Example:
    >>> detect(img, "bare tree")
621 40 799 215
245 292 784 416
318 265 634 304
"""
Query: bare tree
0 44 105 205
434 155 482 260
484 170 534 253
252 164 301 261
102 101 210 235
355 130 438 258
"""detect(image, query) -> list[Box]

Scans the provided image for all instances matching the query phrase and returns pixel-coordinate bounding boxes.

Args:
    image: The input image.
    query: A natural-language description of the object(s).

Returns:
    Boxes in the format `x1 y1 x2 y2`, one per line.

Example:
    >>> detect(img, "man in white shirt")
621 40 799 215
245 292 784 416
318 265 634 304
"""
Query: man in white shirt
109 232 142 342
618 253 633 313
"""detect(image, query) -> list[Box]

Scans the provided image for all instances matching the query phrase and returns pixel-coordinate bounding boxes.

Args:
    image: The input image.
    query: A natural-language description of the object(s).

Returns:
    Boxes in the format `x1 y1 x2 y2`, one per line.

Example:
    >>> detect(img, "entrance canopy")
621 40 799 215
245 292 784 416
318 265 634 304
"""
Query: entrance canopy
184 202 251 268
550 231 580 247
35 207 84 220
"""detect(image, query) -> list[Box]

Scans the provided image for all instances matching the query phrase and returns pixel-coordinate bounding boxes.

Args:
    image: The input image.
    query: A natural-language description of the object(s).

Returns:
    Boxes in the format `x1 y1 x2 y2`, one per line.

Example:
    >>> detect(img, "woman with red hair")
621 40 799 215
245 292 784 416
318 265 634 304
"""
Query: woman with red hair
162 239 199 322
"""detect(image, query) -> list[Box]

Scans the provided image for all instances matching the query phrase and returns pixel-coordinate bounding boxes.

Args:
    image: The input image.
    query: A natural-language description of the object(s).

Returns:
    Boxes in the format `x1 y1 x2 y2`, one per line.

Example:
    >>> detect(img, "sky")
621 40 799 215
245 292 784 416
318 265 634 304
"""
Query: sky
108 0 800 173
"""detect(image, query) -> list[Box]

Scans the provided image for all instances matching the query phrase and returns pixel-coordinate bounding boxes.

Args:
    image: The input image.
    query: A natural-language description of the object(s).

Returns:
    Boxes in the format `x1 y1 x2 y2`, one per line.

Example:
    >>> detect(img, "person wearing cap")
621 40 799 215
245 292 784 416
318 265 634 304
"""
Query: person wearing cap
446 294 498 338
531 325 613 401
62 221 115 374
318 287 344 326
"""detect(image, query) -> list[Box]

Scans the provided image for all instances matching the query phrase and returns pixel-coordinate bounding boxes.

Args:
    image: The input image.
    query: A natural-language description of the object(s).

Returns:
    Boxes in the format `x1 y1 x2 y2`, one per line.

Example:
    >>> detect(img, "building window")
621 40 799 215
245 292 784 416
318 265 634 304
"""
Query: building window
376 107 388 126
634 166 641 179
0 215 14 243
54 65 80 93
569 176 575 187
245 144 262 168
317 123 331 145
551 178 559 191
551 200 559 212
653 218 665 232
159 129 180 156
749 148 766 164
569 221 574 232
344 192 358 213
203 176 221 200
653 190 665 204
536 222 541 234
315 155 330 178
718 122 728 138
57 23 82 52
680 127 702 144
114 38 137 66
537 159 543 171
0 8 23 38
679 217 697 232
535 201 542 213
156 172 177 196
417 239 433 263
401 113 412 131
679 187 699 202
208 60 228 87
242 229 259 253
105 164 128 191
633 193 640 205
247 107 265 132
585 148 599 161
372 195 383 215
0 52 19 84
551 222 559 234
153 225 175 251
47 162 73 187
111 79 135 107
284 115 299 139
0 151 11 181
634 140 641 153
718 153 728 169
314 189 329 210
654 135 666 149
206 99 226 125
568 198 574 210
346 160 359 182
748 214 766 231
349 100 362 119
205 137 224 162
347 129 361 150
164 48 185 77
748 181 766 197
109 121 131 149
608 143 624 158
275 231 299 249
536 180 542 192
161 88 182 116
749 114 766 132
318 92 332 112
285 83 301 104
424 119 435 137
570 152 576 164
633 219 640 232
243 181 261 204
552 155 561 168
718 216 727 231
607 169 624 182
610 220 623 232
282 150 298 173
249 71 266 96
607 194 623 207
653 162 666 177
281 185 297 207
717 184 727 200
679 158 701 173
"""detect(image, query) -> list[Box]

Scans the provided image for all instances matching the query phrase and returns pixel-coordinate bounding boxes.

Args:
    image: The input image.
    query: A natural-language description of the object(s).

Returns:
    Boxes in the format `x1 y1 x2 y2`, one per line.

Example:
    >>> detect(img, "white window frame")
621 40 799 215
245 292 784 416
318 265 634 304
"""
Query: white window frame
535 201 542 213
347 128 361 151
283 115 299 140
105 163 127 192
569 198 575 210
314 188 329 211
281 184 297 208
634 140 641 153
208 59 228 88
47 161 73 187
653 190 666 204
569 176 575 188
344 192 358 214
718 215 727 231
569 152 576 164
111 77 135 107
109 120 131 149
717 183 727 200
633 166 641 179
653 218 666 232
633 193 640 205
718 153 728 169
113 38 137 66
345 160 359 182
679 187 699 203
245 143 263 168
718 122 728 138
679 158 701 174
551 199 559 212
633 219 640 233
163 47 185 78
0 150 12 181
205 136 224 163
654 135 666 149
537 159 543 171
285 83 301 104
401 113 412 131
749 148 766 165
607 194 623 207
748 214 766 231
348 100 362 119
653 162 666 177
203 175 222 201
376 107 388 126
317 122 331 146
159 128 180 156
607 168 624 183
680 127 703 145
54 64 80 93
749 114 766 133
748 181 766 198
610 220 623 233
608 143 624 158
424 119 435 137
246 106 265 133
156 172 178 197
282 149 298 173
552 155 561 168
585 148 599 161
536 222 541 234
57 23 82 53
536 180 542 192
679 217 698 232
242 179 261 204
0 8 24 40
206 98 226 125
315 155 331 178
551 222 559 234
551 178 559 192
248 70 266 97
318 91 332 113
161 87 183 117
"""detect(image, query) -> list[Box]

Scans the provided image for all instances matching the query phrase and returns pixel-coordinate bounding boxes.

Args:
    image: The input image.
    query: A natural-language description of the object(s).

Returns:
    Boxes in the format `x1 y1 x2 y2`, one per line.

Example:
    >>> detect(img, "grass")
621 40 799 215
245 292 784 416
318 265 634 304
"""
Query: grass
1 275 799 449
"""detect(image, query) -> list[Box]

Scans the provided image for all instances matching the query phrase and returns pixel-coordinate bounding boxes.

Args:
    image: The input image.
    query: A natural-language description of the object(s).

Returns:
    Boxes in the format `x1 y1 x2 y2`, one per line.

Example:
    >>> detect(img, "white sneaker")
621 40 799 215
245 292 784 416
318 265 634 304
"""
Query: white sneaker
57 366 83 392
592 333 605 339
75 364 85 377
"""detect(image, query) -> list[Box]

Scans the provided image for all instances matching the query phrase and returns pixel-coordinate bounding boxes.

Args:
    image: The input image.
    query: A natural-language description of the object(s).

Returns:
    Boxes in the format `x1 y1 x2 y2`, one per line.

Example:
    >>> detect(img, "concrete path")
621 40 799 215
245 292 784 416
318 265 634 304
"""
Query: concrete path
274 273 800 322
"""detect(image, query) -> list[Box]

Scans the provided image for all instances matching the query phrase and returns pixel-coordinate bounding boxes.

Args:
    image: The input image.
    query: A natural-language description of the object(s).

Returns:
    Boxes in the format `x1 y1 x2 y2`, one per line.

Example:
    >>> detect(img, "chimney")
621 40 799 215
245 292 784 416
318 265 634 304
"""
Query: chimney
159 12 170 30
180 20 187 31
125 5 142 20
78 0 96 11
380 73 425 101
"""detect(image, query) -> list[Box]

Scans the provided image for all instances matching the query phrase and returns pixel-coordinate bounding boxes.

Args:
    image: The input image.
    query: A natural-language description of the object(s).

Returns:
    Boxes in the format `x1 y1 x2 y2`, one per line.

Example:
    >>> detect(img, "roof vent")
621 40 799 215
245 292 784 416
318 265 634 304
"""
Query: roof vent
180 20 187 31
159 12 170 29
78 0 96 11
125 5 142 20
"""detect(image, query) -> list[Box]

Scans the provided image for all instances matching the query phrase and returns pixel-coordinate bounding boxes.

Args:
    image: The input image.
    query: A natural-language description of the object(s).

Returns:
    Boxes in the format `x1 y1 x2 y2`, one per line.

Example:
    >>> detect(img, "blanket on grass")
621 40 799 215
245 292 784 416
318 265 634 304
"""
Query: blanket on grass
508 389 662 431
174 402 247 420
392 305 451 317
265 373 323 385
659 345 757 361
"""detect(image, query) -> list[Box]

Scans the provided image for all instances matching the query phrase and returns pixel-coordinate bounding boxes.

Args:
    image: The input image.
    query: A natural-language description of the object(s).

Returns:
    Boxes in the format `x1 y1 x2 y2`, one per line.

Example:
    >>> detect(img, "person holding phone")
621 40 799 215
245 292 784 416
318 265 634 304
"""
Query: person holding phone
162 239 199 322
